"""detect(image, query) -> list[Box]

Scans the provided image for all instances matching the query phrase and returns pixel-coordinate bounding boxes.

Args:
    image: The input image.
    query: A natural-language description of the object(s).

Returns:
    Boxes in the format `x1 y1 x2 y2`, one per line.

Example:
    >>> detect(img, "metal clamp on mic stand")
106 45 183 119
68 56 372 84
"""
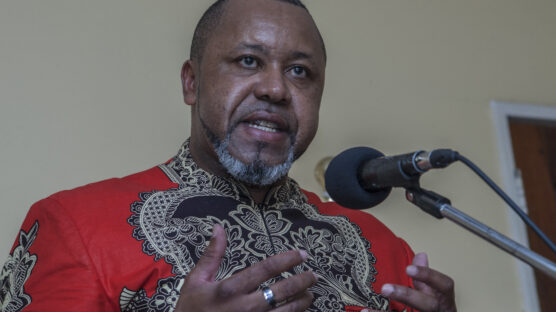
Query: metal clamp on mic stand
405 187 556 279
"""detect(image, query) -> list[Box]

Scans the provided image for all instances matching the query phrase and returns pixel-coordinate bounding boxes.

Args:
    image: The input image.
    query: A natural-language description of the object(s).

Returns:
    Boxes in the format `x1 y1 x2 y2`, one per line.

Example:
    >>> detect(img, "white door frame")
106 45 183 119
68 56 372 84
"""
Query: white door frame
490 100 556 312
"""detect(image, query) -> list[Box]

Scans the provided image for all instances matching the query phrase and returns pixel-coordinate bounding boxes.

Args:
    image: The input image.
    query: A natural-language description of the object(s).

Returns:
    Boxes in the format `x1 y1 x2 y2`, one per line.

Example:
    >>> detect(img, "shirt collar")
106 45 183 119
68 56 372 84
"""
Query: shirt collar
167 139 308 206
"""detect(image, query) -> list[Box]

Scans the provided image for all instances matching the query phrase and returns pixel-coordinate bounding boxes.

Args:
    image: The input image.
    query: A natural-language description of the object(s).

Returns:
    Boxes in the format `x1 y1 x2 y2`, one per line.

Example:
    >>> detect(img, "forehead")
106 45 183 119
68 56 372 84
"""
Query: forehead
208 0 324 61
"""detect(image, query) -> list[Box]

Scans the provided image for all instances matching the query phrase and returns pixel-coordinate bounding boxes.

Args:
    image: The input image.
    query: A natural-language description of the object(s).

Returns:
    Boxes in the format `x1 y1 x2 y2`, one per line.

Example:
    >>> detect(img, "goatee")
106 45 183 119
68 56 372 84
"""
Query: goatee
201 118 295 186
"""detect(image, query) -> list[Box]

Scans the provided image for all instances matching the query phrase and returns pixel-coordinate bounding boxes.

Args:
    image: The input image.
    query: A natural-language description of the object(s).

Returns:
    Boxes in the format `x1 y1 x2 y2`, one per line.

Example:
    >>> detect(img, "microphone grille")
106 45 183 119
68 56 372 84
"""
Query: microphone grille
324 146 391 209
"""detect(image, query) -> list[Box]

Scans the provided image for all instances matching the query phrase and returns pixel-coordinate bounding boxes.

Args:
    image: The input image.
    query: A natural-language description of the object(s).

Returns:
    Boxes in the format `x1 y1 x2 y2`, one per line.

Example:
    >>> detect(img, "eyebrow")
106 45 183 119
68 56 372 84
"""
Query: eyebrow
290 51 312 61
234 42 314 61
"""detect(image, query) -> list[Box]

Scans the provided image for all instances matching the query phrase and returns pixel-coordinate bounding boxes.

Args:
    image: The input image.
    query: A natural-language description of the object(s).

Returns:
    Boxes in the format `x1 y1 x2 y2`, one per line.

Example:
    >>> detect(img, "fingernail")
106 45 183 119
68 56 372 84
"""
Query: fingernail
406 265 418 276
312 272 319 280
211 224 221 237
299 250 308 260
381 284 394 296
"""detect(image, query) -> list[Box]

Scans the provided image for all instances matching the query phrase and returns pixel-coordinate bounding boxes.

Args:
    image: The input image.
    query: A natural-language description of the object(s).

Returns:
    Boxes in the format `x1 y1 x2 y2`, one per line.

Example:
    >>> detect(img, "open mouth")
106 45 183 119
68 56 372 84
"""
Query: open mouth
241 111 289 135
246 120 281 133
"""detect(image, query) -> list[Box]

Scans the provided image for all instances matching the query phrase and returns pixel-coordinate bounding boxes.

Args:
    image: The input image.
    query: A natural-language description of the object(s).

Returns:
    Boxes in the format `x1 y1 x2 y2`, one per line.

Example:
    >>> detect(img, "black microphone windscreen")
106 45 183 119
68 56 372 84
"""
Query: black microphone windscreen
325 147 392 209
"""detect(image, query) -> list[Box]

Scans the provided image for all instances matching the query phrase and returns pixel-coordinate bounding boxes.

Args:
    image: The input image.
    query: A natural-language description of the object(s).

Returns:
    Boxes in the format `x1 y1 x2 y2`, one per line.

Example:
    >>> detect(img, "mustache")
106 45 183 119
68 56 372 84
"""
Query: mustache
233 105 291 128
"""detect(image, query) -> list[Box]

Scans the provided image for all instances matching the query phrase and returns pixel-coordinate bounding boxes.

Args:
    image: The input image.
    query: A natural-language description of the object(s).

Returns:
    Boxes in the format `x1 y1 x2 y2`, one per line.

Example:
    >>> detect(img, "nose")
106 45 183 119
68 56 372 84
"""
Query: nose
253 65 291 105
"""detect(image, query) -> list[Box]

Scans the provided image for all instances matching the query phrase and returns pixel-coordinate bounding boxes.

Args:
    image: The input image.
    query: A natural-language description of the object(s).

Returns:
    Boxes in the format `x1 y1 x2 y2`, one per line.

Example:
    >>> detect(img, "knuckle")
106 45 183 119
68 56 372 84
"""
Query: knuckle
445 277 455 290
201 244 217 259
215 282 235 299
281 284 298 299
437 276 455 293
276 279 299 299
264 256 282 273
418 267 431 279
397 285 411 297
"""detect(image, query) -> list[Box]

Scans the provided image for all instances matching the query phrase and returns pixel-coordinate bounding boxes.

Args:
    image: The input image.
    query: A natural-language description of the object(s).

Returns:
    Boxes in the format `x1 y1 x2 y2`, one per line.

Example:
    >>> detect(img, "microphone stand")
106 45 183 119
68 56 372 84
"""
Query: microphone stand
405 187 556 279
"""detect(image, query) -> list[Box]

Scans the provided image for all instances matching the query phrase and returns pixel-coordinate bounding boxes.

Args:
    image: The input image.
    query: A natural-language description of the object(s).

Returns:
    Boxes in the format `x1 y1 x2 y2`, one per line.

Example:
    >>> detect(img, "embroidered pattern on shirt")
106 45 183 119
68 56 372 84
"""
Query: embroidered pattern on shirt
120 276 182 312
125 140 390 311
0 221 39 312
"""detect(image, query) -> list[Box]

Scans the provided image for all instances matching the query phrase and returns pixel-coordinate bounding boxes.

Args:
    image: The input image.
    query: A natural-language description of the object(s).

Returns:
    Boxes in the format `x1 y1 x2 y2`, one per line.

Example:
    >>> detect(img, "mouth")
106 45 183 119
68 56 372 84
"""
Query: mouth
246 120 281 133
223 111 295 162
240 111 289 134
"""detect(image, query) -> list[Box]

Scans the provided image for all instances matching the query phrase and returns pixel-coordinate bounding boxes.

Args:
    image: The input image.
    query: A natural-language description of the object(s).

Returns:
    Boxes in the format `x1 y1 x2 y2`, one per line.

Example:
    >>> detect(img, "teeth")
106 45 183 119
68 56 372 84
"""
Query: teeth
247 120 279 132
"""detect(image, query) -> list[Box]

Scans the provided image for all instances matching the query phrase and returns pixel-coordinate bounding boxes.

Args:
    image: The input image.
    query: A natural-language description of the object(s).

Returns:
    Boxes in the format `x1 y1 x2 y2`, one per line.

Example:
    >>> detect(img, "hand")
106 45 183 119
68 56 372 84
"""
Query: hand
380 253 456 312
175 224 318 312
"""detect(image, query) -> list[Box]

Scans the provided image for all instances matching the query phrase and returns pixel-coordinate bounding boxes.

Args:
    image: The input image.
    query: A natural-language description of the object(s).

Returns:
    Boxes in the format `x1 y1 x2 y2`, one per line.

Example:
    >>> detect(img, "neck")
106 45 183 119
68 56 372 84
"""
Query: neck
246 185 272 204
189 137 287 204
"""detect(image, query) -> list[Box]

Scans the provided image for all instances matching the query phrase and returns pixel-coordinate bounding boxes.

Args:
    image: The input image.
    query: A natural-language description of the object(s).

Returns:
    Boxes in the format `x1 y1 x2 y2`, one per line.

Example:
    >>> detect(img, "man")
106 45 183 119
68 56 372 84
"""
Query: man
0 0 456 311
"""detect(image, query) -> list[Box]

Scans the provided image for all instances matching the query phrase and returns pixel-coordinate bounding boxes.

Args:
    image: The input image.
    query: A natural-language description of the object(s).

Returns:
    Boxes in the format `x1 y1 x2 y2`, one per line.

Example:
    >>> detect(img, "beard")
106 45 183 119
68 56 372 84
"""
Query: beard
200 118 295 186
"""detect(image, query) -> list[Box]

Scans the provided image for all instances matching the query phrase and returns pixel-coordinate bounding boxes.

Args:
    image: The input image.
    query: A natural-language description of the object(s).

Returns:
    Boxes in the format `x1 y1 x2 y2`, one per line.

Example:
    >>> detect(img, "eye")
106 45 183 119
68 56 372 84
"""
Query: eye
239 55 258 68
290 65 308 78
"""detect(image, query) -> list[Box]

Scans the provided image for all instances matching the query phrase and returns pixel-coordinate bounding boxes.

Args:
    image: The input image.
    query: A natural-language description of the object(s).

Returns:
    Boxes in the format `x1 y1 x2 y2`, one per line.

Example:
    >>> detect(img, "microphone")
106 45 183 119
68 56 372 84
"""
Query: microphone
324 147 458 209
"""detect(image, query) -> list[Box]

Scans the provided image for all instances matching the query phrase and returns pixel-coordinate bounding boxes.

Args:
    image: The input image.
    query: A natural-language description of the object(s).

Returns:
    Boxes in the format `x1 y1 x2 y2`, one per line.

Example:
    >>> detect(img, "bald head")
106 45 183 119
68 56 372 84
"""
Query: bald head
189 0 326 64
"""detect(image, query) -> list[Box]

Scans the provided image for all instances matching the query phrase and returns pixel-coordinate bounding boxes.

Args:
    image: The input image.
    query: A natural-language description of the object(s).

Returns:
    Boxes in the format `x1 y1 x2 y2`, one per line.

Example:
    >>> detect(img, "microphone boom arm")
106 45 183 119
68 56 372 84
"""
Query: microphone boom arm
405 187 556 279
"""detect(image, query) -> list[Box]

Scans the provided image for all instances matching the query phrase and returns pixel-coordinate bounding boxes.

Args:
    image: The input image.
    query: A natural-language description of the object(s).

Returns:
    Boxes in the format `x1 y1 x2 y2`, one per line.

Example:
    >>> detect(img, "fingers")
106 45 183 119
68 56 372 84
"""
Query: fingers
406 265 454 295
244 271 317 312
272 290 314 312
381 283 438 312
221 249 309 292
412 252 429 267
177 225 318 311
410 252 430 292
256 270 317 305
269 271 317 302
189 224 227 282
382 262 456 312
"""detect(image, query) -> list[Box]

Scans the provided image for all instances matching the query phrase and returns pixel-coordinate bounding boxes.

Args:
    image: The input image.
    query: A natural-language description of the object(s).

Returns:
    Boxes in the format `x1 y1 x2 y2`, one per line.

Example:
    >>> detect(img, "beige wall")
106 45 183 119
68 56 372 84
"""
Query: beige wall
2 0 556 311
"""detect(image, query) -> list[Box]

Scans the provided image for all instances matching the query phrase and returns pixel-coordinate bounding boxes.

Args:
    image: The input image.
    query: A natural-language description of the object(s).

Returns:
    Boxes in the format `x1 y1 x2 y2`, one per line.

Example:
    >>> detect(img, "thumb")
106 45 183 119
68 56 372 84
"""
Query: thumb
189 223 227 282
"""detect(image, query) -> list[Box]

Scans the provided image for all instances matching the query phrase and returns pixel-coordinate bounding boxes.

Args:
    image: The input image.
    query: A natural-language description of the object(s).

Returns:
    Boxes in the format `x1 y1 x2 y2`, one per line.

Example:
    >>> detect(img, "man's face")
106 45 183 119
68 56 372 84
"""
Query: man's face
185 0 326 184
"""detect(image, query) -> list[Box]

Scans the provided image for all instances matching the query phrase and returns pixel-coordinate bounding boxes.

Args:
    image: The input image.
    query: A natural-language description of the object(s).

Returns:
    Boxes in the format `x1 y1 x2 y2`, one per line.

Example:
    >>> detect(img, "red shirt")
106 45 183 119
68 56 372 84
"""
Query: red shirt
2 141 415 311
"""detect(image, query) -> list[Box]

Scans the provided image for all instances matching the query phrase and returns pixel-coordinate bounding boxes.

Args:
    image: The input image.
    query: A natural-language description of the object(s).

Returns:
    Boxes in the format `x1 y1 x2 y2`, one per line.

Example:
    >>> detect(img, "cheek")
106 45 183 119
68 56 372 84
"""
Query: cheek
200 74 251 112
197 82 232 124
294 101 320 145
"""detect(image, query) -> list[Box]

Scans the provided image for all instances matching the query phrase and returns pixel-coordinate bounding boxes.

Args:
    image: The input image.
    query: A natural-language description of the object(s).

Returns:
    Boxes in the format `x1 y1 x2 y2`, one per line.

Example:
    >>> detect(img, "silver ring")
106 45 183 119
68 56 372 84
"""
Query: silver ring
262 287 277 307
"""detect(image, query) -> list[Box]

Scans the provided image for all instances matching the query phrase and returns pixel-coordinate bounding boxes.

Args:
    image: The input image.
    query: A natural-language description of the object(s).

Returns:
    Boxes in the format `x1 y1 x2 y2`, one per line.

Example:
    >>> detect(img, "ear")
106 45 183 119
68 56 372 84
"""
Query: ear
181 60 197 106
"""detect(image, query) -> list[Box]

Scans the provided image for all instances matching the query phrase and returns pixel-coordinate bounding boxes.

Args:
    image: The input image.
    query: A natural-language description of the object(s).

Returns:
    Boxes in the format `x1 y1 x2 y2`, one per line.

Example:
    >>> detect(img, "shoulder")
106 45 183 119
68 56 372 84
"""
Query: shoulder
44 165 175 211
5 165 176 311
51 165 174 202
27 165 178 236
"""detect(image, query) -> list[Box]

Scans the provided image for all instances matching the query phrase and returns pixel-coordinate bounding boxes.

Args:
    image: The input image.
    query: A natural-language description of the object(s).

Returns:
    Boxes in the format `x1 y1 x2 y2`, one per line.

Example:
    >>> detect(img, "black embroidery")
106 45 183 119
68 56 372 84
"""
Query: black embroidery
120 276 182 312
124 140 389 311
0 222 39 312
